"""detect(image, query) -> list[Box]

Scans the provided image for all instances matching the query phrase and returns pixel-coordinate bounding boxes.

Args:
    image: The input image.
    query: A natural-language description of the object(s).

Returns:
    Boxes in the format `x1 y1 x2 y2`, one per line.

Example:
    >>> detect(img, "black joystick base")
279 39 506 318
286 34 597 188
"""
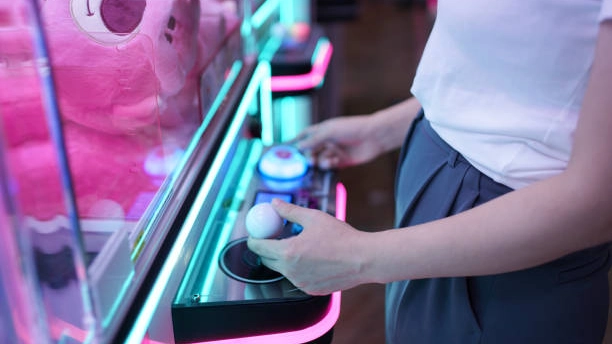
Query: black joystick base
219 238 284 284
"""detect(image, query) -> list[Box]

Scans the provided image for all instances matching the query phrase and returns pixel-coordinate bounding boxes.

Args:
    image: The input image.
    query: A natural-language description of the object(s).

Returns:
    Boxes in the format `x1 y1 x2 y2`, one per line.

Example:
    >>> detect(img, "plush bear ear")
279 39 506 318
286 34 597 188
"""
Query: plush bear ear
100 0 146 35
137 0 200 97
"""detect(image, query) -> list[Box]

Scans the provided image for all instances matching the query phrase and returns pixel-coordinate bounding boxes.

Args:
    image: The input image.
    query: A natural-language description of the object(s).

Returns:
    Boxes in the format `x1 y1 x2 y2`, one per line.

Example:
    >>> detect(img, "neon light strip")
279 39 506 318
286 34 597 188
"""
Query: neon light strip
48 317 89 343
131 61 242 261
193 292 340 344
280 0 295 25
174 141 251 301
202 62 244 129
199 217 236 299
101 271 135 328
259 63 275 146
199 142 263 300
278 97 300 142
258 35 283 63
251 0 280 30
197 63 271 296
195 183 347 344
270 39 333 93
124 63 270 344
275 96 312 142
335 182 347 222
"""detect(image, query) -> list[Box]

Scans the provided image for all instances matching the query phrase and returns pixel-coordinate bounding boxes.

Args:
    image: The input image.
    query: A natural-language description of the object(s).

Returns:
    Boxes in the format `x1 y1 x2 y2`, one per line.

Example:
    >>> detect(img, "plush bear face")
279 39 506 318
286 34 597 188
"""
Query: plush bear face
41 0 201 133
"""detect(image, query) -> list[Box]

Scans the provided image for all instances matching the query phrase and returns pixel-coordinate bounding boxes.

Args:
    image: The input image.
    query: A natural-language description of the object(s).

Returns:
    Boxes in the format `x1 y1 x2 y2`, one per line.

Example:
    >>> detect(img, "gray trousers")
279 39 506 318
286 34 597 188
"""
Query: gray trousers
386 112 611 343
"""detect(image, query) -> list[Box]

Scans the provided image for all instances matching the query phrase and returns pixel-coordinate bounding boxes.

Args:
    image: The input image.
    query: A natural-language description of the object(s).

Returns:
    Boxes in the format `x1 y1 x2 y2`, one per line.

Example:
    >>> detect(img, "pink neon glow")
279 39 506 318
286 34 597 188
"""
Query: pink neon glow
335 182 347 222
191 292 341 344
270 41 333 92
189 183 348 344
49 317 88 342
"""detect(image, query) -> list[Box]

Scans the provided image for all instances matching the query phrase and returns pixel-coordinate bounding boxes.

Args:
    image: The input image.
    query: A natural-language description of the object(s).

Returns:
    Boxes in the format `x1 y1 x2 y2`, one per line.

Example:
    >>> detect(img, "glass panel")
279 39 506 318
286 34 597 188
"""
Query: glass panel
2 0 258 342
0 121 50 344
0 1 95 342
38 0 242 268
122 60 271 343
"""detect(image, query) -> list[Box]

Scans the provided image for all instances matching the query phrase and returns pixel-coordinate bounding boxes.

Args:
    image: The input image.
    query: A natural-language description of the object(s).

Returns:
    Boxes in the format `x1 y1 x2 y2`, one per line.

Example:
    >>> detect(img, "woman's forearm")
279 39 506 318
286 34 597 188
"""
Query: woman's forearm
363 22 612 284
363 163 612 284
370 96 422 153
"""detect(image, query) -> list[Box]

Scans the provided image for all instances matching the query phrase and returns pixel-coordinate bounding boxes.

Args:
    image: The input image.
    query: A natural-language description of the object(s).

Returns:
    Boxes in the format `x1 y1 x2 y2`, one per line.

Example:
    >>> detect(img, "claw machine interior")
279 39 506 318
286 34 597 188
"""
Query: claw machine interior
0 0 345 343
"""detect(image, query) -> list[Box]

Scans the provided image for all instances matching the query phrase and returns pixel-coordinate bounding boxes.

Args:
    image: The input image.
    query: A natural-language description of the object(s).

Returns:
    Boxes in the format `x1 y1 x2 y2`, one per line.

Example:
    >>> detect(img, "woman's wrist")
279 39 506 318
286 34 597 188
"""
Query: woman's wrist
355 230 400 285
371 97 421 153
370 111 414 153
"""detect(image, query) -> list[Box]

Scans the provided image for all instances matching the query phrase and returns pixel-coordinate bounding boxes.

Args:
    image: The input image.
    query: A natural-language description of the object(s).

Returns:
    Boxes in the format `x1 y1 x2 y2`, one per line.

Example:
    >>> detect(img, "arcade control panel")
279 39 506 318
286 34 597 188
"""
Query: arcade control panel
171 144 340 343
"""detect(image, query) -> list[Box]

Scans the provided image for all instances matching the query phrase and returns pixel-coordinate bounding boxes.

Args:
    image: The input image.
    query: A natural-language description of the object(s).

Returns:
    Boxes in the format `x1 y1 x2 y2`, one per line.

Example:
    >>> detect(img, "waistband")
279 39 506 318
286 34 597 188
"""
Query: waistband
399 110 514 194
418 111 470 166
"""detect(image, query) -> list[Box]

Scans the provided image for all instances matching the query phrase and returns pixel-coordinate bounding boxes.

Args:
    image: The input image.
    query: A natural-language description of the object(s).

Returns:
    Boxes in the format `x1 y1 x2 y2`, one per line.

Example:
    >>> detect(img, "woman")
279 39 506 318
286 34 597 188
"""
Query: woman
248 1 612 342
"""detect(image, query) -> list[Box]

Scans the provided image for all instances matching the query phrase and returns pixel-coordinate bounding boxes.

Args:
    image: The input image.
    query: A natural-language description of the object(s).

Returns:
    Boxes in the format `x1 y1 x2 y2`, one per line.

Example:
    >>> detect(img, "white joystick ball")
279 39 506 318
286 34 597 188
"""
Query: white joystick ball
245 203 284 239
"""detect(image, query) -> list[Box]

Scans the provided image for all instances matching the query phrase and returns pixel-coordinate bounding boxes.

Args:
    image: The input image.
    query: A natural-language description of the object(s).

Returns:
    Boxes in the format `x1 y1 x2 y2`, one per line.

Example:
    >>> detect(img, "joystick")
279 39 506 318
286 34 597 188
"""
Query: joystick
245 203 284 239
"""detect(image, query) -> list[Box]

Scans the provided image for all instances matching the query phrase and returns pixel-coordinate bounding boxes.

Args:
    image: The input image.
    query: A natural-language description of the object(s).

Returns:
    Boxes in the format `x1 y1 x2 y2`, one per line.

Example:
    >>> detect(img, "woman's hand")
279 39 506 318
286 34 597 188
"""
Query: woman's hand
293 115 386 170
247 198 371 295
293 97 422 169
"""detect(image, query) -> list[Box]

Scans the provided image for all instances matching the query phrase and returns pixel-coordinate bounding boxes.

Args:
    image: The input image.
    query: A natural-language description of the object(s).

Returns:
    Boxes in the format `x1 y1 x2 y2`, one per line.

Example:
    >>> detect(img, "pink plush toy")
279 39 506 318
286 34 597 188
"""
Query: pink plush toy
0 3 67 222
0 0 241 231
43 0 201 133
38 0 202 224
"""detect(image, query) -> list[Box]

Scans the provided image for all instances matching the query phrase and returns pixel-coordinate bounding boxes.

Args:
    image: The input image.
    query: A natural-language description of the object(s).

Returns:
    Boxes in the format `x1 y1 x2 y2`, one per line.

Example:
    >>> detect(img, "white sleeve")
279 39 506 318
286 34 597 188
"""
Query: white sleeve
599 0 612 21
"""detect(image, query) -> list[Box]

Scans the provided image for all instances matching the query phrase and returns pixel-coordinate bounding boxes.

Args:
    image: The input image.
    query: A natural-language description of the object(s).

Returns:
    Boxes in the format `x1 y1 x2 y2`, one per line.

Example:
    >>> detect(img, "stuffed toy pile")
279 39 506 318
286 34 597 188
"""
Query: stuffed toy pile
0 0 240 235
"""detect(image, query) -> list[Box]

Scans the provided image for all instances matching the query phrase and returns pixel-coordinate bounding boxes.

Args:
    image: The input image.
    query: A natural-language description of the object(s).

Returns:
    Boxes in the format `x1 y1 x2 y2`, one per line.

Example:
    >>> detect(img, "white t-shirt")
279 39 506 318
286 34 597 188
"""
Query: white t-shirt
411 0 612 189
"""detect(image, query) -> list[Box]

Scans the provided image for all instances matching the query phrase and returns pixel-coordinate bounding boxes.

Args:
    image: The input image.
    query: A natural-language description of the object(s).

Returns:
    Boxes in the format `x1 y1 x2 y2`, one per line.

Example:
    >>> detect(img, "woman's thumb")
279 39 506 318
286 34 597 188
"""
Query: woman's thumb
271 198 307 225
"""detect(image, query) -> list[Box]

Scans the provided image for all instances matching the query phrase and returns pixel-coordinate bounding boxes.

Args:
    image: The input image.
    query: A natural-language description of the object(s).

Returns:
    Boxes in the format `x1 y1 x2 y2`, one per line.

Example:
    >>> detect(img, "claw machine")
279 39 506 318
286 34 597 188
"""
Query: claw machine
242 0 335 143
0 0 345 343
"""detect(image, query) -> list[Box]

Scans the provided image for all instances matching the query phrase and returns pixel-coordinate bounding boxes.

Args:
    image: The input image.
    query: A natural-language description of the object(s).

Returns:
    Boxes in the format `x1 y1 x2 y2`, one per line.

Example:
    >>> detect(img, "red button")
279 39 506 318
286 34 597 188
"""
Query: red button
274 149 292 159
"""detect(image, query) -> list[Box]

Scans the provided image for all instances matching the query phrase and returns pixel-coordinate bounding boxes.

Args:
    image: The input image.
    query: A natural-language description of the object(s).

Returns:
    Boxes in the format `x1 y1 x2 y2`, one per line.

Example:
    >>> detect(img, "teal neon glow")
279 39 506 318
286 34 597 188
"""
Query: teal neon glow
278 96 311 142
282 0 311 24
241 3 256 57
240 0 253 38
241 19 252 39
251 0 280 29
259 63 274 145
124 120 226 343
130 61 242 261
280 0 295 25
124 98 241 343
202 61 243 129
197 64 272 298
198 141 263 300
258 34 282 63
279 97 298 142
174 139 252 301
124 62 272 344
270 38 332 92
311 37 328 65
101 271 135 329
